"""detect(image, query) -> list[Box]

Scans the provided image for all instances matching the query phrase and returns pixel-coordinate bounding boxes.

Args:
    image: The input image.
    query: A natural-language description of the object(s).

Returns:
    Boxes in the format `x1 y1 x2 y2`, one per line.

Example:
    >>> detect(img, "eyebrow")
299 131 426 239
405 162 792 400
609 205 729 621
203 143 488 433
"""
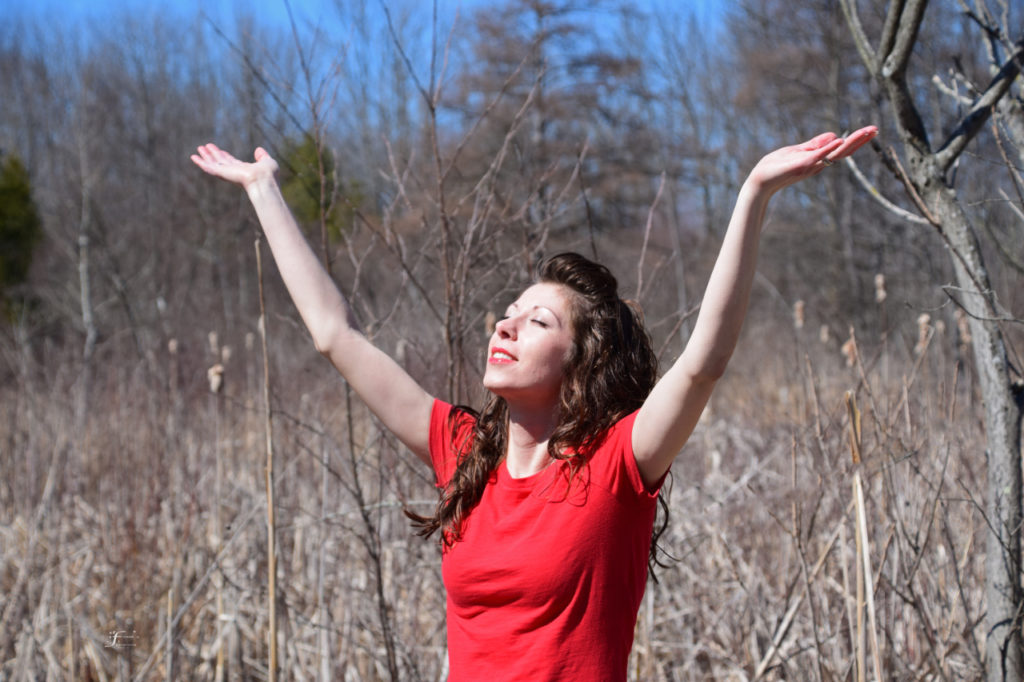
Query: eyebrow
507 302 563 325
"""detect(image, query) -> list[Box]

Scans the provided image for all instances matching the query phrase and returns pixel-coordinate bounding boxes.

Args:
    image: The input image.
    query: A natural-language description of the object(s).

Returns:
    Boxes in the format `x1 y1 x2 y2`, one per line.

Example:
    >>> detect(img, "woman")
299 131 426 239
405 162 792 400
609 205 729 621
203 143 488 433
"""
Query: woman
191 125 877 680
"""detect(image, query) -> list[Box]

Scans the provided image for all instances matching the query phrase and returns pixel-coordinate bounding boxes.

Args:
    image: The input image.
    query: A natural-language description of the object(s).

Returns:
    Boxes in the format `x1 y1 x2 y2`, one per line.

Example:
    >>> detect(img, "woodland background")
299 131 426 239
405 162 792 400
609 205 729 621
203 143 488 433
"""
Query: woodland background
1 0 1022 679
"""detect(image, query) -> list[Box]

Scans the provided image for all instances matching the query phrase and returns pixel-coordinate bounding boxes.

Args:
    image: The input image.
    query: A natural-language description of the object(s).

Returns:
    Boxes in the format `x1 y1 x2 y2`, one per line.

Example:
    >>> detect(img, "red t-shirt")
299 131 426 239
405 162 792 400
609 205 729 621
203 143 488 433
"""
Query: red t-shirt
428 400 660 681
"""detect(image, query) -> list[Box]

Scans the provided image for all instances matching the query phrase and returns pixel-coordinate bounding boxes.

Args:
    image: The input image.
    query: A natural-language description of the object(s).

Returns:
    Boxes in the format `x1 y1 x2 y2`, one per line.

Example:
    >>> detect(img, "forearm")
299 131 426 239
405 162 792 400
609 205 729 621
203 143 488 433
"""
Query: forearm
681 179 772 379
632 127 877 482
244 175 433 458
191 143 434 459
245 175 358 352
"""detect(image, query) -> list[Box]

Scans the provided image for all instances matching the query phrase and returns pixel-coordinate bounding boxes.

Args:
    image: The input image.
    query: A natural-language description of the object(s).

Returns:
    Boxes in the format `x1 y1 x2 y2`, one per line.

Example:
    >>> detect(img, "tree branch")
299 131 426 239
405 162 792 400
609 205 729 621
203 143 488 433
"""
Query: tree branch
872 1 933 150
989 117 1024 275
931 73 973 107
838 0 878 74
843 154 930 225
881 0 929 81
881 145 940 226
877 0 906 70
936 41 1024 172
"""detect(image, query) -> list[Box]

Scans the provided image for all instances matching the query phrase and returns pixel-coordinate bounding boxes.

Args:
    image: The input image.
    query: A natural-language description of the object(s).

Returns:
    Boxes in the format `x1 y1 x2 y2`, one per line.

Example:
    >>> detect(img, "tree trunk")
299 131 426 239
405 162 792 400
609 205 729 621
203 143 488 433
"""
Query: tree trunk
838 2 1024 675
926 183 1023 679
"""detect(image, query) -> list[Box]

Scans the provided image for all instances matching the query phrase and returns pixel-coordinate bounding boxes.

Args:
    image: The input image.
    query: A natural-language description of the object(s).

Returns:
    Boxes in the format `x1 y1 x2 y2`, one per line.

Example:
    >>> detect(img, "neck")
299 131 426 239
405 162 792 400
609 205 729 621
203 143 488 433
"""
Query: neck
504 401 559 478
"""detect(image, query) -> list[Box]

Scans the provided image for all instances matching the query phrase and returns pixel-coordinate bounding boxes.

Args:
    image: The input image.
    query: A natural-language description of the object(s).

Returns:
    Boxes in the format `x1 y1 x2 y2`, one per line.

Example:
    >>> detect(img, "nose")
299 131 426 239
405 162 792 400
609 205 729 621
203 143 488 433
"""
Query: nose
495 315 517 340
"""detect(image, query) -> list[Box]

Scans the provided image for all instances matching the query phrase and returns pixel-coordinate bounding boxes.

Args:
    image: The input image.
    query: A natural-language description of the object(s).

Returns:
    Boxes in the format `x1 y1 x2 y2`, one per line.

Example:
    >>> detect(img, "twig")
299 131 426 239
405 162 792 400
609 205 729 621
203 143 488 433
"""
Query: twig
256 238 279 682
842 154 930 225
752 500 854 680
636 171 666 299
882 145 940 226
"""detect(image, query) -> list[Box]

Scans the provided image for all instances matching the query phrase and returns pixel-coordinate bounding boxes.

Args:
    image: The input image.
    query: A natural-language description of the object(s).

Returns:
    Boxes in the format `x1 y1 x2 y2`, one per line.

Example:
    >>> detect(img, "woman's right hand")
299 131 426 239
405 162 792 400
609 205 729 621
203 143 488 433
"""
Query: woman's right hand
191 141 435 464
190 144 278 190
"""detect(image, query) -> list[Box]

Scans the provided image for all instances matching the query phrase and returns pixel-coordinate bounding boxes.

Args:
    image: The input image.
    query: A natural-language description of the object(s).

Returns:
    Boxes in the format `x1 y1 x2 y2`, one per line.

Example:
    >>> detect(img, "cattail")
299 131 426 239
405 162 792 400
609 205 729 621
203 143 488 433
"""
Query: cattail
207 364 224 394
485 310 497 336
955 308 971 352
841 335 857 367
168 338 178 355
208 331 219 357
793 300 805 330
395 338 407 366
914 314 931 356
221 345 232 364
820 324 831 345
874 274 887 303
245 332 255 352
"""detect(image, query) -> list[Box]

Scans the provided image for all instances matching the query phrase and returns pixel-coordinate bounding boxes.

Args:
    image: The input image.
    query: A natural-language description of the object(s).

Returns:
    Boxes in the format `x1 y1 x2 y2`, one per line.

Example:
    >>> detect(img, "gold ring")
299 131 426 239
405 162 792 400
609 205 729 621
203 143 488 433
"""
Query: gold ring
822 158 834 166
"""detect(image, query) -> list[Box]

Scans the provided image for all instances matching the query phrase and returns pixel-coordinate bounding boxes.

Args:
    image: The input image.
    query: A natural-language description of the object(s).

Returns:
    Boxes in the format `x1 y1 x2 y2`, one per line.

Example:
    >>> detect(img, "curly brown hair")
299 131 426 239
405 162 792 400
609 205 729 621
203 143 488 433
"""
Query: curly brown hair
409 252 670 574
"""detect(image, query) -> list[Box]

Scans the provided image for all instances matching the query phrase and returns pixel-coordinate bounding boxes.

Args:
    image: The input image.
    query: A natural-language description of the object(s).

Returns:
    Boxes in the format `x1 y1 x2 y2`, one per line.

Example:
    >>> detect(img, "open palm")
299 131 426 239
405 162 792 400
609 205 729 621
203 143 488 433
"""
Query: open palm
750 126 878 195
190 143 279 189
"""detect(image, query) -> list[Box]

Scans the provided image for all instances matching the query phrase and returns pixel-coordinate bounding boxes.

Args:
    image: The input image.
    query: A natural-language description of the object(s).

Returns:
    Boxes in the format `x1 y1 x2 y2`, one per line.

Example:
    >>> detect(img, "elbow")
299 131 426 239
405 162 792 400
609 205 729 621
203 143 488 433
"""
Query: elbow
313 323 359 361
313 337 333 358
683 350 732 384
693 363 727 384
311 324 339 358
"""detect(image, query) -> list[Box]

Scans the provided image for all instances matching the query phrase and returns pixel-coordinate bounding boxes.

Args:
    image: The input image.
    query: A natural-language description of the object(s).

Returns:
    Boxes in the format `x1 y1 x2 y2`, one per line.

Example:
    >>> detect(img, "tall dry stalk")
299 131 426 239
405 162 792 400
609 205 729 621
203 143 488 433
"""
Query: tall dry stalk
208 357 227 682
751 501 851 681
165 588 174 682
846 391 882 681
256 238 279 681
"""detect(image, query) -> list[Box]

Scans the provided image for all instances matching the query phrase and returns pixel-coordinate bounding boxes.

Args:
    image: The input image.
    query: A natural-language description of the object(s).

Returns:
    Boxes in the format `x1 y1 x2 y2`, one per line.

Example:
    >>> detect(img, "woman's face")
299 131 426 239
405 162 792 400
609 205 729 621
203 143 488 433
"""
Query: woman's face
483 282 576 408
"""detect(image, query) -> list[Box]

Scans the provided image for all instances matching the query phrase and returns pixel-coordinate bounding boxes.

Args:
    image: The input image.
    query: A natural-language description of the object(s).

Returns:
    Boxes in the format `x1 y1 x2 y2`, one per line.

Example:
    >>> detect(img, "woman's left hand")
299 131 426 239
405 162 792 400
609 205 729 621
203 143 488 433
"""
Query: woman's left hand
748 125 878 196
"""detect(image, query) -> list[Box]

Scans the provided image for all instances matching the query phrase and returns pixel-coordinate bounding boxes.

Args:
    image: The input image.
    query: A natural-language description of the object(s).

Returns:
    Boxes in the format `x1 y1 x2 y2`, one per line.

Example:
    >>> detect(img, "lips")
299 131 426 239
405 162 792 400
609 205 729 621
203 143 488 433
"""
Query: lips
489 347 517 363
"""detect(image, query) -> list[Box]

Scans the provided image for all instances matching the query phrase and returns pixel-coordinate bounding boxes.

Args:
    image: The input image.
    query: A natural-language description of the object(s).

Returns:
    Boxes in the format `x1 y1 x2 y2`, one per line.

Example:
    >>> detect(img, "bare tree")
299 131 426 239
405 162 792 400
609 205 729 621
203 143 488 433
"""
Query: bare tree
838 1 1024 678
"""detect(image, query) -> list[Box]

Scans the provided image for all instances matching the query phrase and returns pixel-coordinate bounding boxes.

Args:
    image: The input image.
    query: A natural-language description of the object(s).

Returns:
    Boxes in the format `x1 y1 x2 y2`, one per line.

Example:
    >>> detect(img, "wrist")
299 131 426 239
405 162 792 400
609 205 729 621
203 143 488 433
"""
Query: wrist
244 173 279 201
738 176 775 207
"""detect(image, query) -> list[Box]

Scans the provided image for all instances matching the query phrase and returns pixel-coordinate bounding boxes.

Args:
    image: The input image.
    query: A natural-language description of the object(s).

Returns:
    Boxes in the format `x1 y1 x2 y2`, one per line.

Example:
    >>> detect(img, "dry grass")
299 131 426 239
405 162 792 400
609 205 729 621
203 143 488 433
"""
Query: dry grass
0 288 988 680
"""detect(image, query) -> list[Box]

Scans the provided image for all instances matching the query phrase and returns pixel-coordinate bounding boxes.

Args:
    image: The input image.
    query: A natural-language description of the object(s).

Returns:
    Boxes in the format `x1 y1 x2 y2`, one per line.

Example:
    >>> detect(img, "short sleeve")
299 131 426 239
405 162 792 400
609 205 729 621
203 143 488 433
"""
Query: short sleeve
428 400 455 487
590 410 665 501
428 400 476 488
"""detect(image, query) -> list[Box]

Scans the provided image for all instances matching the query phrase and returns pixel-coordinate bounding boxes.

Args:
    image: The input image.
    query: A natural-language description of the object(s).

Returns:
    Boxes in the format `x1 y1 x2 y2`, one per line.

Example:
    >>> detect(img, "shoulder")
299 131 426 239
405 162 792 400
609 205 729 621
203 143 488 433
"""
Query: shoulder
429 400 477 486
584 410 658 500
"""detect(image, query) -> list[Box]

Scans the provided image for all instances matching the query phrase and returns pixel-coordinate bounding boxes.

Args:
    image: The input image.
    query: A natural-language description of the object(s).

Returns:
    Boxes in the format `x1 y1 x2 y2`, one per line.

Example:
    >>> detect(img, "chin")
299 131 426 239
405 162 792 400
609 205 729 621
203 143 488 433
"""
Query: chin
481 375 516 401
481 378 506 397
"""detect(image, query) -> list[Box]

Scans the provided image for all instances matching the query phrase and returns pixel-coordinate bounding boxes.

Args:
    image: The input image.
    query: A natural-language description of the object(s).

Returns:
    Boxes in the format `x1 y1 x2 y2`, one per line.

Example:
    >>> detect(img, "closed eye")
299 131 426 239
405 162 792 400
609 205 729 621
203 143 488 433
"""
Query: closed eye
530 318 548 328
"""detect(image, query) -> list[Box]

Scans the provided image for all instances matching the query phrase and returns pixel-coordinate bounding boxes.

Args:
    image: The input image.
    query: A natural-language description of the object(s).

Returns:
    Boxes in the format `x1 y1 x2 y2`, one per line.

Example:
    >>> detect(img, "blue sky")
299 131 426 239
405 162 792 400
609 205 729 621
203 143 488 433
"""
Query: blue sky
5 0 723 34
5 0 357 33
2 0 726 140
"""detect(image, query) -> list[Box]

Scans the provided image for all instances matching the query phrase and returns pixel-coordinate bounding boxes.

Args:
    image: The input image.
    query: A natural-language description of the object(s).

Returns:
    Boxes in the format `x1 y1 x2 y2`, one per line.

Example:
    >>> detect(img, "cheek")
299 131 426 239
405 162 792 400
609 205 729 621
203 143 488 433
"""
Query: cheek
561 342 576 368
553 339 577 378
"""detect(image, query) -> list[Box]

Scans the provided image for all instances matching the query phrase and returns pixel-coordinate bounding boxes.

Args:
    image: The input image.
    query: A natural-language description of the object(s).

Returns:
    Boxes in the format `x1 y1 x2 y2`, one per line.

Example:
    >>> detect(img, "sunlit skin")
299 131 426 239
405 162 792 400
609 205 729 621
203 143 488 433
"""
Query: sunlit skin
190 125 879 487
481 283 577 476
191 124 879 680
484 283 575 403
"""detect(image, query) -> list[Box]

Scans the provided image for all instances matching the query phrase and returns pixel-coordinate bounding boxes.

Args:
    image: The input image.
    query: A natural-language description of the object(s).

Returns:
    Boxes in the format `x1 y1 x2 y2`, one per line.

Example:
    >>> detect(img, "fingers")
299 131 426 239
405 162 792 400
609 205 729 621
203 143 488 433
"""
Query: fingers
803 132 839 150
851 125 879 139
817 138 844 158
821 126 878 164
190 143 278 188
190 146 216 173
190 143 246 177
838 126 878 156
191 144 219 169
196 143 236 165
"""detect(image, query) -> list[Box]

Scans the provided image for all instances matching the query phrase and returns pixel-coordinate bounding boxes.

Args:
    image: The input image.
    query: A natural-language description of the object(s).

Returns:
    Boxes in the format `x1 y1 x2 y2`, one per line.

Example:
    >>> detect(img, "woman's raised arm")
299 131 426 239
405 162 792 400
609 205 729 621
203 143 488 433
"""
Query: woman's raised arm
191 144 434 463
632 127 878 487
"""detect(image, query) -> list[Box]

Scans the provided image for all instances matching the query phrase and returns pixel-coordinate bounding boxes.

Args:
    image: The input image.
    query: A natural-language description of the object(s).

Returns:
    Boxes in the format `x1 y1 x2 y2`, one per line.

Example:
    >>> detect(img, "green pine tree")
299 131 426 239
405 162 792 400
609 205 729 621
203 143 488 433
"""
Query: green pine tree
279 134 362 244
0 153 43 315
